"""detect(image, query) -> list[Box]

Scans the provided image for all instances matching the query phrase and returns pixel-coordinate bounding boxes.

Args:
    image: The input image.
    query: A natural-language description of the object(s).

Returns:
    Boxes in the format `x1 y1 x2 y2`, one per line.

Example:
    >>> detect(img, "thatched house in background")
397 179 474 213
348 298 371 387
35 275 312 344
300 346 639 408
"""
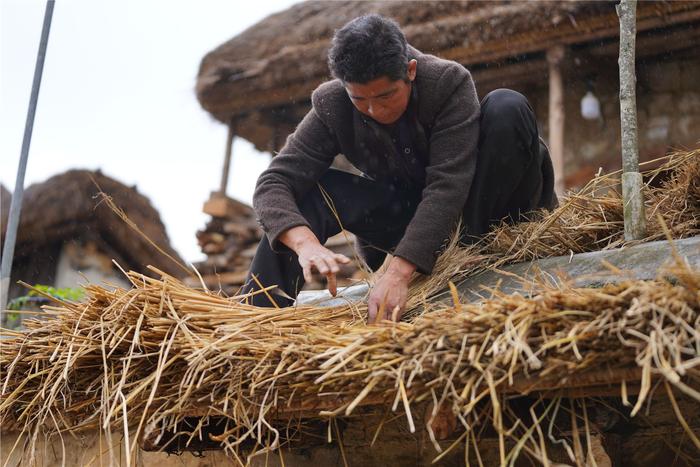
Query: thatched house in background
191 0 700 291
197 0 700 190
0 170 184 303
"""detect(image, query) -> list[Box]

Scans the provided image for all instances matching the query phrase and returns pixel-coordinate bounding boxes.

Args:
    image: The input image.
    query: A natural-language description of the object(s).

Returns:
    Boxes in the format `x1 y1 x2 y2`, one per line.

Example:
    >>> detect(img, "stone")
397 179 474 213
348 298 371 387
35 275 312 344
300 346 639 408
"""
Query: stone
643 92 673 117
677 92 700 114
579 140 611 161
448 236 700 304
644 115 671 142
679 60 700 92
640 61 681 93
677 115 700 140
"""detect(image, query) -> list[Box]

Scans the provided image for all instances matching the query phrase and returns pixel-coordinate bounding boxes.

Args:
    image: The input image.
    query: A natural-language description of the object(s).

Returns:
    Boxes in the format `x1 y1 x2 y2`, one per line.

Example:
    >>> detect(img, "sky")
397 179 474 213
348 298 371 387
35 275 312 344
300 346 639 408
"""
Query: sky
1 0 299 262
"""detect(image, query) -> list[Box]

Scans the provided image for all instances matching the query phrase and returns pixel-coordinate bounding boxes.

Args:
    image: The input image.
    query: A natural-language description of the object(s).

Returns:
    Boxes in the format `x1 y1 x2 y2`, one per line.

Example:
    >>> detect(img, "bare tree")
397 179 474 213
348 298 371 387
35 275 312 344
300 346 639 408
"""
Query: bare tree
617 0 646 240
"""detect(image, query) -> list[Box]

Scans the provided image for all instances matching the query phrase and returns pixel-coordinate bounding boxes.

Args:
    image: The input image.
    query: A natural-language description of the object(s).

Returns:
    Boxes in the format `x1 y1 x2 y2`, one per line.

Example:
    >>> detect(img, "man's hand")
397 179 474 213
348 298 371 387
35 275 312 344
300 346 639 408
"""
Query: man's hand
368 256 416 323
279 226 350 296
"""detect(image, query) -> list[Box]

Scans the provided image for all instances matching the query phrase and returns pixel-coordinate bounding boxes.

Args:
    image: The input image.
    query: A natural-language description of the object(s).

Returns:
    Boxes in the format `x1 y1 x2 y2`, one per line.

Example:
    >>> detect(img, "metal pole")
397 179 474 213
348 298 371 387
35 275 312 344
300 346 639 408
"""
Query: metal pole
218 119 236 196
1 0 55 313
617 0 646 240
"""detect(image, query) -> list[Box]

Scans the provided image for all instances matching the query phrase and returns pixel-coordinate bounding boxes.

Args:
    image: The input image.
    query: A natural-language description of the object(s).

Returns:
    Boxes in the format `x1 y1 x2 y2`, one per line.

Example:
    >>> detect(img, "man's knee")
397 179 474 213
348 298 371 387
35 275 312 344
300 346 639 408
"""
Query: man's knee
481 88 529 111
480 88 534 131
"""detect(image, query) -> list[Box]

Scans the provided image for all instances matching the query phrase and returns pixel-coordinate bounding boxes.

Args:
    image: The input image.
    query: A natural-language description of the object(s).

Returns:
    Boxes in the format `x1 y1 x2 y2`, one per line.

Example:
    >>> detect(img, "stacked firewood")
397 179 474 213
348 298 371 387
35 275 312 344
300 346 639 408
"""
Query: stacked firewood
188 194 262 291
190 193 366 293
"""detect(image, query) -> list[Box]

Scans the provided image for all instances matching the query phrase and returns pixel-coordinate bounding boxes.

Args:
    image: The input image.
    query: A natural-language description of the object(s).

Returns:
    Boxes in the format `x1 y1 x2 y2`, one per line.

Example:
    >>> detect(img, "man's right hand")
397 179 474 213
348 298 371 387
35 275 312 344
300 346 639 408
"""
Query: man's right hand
279 226 351 296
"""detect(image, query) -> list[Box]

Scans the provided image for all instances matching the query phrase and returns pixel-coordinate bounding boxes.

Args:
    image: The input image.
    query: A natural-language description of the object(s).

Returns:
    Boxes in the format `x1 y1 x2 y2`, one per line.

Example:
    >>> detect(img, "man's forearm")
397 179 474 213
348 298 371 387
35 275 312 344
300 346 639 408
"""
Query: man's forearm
278 225 320 254
386 256 417 280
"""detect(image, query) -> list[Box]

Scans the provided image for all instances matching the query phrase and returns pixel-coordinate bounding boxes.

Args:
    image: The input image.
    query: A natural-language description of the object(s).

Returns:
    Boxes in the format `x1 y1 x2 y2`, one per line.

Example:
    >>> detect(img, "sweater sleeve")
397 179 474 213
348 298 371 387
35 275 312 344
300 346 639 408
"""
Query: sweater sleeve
393 67 480 274
252 106 339 250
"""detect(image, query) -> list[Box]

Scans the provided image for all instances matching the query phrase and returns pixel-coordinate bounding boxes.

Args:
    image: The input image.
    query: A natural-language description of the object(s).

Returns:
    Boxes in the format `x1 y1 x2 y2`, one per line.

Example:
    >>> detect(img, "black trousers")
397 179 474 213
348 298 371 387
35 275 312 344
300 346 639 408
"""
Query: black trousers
244 89 557 307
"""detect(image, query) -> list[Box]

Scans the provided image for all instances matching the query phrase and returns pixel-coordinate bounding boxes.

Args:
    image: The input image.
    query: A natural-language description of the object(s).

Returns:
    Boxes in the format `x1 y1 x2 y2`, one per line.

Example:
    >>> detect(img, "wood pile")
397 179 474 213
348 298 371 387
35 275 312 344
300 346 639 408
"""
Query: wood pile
190 193 365 293
191 194 262 290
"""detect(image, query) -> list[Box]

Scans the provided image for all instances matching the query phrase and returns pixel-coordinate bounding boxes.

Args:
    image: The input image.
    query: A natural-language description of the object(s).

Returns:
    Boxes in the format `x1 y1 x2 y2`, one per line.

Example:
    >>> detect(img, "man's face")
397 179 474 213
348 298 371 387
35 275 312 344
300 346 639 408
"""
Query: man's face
345 59 417 125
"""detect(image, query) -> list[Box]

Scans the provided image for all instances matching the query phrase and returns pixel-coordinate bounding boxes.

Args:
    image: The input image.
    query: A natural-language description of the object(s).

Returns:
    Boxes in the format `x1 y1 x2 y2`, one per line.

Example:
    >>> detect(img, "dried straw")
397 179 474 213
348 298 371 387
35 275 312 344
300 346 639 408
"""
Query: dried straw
1 149 699 466
404 147 700 311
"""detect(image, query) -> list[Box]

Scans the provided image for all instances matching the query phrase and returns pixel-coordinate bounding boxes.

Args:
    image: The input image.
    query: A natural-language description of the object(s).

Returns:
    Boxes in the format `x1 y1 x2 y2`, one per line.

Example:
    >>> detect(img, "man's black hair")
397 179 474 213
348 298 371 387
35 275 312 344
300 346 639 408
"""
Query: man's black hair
328 14 409 84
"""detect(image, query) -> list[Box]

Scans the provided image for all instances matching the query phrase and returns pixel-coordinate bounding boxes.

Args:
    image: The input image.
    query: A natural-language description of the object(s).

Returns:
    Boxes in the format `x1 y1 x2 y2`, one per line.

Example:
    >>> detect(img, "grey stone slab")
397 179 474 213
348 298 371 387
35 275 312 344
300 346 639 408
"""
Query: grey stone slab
450 236 700 303
296 236 700 307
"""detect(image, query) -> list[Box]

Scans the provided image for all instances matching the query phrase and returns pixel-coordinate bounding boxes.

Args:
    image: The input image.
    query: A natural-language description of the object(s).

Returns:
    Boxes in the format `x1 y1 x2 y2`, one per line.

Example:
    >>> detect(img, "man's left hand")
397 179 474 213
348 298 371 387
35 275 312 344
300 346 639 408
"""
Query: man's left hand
367 257 416 323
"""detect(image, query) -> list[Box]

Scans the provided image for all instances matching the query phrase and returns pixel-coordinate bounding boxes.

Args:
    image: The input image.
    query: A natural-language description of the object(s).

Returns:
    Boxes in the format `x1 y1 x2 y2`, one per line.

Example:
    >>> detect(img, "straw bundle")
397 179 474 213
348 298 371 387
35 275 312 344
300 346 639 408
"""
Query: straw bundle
1 149 699 466
477 149 700 262
2 259 699 465
403 148 700 314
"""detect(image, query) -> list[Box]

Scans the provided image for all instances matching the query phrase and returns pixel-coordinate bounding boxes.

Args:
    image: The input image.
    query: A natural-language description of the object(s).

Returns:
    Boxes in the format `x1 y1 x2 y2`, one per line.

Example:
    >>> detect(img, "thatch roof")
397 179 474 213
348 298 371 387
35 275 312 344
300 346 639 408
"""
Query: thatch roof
0 170 185 282
196 0 700 151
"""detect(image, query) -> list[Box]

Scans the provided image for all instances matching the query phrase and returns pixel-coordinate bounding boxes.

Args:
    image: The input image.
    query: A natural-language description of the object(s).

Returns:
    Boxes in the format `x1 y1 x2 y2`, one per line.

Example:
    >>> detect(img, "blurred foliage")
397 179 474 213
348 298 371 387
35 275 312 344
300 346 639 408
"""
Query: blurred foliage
7 285 84 312
5 285 84 329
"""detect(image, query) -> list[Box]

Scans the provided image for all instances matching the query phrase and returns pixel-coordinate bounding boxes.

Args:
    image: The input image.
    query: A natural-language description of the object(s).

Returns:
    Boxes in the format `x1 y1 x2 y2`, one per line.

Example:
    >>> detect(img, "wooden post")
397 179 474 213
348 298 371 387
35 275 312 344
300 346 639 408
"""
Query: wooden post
219 119 236 196
547 45 566 197
269 125 280 155
617 0 646 240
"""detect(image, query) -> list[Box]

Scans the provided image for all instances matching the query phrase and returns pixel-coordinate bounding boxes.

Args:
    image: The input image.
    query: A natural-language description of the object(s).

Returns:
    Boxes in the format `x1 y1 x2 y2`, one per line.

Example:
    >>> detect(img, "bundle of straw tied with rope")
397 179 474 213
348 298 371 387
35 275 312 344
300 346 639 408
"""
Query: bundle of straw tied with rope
2 149 699 466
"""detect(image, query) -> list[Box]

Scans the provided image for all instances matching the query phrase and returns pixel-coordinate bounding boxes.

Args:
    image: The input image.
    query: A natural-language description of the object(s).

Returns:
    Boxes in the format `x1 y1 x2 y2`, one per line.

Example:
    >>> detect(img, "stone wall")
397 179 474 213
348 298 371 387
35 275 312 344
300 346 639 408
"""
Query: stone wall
520 54 699 189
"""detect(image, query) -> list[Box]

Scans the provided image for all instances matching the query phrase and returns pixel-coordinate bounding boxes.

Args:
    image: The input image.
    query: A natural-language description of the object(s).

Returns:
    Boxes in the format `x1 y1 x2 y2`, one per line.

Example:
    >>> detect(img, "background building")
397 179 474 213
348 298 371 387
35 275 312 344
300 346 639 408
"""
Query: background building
192 0 700 290
1 170 185 304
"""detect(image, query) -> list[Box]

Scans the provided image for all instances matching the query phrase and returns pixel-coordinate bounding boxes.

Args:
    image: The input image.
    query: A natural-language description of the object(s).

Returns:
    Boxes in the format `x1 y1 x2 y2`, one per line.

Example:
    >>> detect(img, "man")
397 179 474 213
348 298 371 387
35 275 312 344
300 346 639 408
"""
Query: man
244 14 557 321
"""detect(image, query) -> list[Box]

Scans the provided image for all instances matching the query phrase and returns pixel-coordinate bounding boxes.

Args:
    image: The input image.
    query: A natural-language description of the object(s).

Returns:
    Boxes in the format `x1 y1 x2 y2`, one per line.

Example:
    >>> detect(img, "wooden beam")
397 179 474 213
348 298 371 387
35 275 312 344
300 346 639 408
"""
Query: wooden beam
547 45 566 197
218 119 236 195
470 22 700 98
144 366 652 426
471 58 547 91
442 6 700 69
583 22 700 59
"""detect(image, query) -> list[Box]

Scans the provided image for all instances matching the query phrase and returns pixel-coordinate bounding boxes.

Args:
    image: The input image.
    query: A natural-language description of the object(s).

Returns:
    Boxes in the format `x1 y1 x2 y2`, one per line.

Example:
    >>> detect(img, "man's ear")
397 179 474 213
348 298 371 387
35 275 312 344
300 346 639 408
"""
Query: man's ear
407 59 417 82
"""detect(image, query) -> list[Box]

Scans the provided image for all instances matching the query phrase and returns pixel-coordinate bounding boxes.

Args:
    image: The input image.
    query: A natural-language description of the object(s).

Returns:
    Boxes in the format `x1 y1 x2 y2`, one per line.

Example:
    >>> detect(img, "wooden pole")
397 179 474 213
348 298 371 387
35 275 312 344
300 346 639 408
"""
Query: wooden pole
1 0 55 316
269 125 280 155
617 0 646 240
219 119 236 196
547 45 566 197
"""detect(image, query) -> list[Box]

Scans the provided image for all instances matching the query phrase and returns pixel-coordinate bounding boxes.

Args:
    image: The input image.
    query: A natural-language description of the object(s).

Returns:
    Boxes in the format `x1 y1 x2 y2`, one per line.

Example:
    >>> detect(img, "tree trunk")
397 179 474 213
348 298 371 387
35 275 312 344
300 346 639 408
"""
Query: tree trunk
617 0 646 240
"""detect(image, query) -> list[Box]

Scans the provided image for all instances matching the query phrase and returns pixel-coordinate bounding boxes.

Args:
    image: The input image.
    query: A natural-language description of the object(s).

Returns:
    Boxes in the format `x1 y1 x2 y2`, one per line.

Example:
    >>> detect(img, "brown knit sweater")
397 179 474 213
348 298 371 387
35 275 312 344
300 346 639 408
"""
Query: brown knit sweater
253 46 480 274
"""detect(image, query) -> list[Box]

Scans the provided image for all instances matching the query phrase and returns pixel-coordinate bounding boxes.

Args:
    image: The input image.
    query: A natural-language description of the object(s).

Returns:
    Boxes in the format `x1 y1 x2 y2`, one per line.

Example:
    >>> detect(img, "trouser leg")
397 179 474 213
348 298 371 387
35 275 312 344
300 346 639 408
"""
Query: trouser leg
462 88 557 240
244 170 419 307
244 236 304 308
